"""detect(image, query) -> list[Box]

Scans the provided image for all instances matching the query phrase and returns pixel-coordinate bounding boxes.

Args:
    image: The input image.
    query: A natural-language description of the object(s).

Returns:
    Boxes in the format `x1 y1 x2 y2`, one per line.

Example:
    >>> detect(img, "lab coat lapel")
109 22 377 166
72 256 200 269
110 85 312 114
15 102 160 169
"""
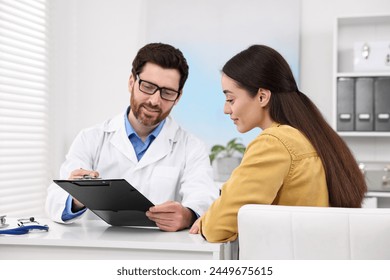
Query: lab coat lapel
106 114 138 164
136 116 178 170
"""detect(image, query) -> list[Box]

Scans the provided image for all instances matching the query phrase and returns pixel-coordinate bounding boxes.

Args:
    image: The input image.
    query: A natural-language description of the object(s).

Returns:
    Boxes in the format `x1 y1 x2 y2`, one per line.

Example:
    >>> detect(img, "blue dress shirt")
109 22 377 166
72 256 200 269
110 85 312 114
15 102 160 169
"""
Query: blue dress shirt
124 108 165 161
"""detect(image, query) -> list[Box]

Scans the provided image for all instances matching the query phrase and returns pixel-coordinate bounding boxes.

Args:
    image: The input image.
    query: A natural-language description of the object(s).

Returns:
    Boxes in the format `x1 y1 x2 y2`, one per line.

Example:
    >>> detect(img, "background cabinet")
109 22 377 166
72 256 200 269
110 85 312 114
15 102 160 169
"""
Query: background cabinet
333 15 390 136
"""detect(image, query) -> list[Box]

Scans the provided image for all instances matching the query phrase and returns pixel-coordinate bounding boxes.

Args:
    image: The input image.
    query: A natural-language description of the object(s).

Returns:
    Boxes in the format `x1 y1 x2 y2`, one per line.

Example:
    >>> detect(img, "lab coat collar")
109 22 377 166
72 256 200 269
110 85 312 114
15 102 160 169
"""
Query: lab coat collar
104 112 179 168
105 114 138 163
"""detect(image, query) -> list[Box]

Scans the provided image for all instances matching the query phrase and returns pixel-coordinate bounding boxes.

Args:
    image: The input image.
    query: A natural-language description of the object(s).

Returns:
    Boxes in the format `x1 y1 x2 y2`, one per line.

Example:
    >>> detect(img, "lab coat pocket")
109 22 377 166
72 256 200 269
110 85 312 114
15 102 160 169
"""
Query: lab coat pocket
150 166 181 204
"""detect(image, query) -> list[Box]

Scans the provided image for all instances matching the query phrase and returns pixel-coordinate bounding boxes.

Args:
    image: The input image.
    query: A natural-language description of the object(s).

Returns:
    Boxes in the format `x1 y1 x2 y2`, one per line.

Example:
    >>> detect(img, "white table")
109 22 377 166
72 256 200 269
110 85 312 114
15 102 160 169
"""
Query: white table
0 218 237 260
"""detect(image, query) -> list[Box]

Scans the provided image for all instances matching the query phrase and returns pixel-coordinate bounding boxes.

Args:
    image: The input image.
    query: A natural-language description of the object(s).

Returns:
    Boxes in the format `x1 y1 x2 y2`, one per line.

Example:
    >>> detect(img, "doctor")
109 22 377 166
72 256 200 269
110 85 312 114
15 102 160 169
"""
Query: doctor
46 43 219 232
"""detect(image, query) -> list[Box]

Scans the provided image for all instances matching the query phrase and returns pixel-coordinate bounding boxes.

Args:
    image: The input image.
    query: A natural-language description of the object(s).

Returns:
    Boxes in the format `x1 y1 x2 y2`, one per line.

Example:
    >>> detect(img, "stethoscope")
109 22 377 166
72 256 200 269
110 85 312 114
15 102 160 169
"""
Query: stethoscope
0 216 49 235
0 215 7 228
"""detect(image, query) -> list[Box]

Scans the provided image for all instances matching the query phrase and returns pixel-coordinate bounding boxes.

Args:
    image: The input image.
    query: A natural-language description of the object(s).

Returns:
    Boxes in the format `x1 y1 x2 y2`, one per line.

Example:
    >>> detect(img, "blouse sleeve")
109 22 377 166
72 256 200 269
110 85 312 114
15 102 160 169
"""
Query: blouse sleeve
200 133 292 242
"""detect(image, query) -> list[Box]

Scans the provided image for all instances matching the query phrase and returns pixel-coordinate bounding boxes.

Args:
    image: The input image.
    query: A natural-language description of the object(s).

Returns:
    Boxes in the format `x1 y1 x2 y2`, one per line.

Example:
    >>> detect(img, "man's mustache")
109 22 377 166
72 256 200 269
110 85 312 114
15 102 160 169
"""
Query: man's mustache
142 103 161 112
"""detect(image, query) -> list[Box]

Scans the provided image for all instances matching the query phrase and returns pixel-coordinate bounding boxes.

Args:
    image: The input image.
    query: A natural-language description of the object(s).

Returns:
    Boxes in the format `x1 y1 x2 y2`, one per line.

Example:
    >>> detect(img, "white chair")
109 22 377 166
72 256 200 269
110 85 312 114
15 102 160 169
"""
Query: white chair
238 204 390 259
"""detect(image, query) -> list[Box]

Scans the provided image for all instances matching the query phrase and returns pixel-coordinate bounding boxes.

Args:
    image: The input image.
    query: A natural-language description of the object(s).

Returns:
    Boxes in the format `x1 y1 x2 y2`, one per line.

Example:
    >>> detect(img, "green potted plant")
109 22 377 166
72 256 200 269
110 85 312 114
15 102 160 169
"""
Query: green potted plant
210 138 246 182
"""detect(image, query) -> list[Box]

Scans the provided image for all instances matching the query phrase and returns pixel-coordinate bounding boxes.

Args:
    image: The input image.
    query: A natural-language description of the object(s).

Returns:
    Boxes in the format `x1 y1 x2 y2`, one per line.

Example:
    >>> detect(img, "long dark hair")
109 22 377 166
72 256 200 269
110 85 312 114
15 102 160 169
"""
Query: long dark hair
222 45 366 208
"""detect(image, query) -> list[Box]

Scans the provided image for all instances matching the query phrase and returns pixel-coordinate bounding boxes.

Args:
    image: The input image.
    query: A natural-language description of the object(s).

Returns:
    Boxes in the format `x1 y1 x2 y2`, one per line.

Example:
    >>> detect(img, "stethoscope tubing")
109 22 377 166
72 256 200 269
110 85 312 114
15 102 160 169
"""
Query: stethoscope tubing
0 225 49 235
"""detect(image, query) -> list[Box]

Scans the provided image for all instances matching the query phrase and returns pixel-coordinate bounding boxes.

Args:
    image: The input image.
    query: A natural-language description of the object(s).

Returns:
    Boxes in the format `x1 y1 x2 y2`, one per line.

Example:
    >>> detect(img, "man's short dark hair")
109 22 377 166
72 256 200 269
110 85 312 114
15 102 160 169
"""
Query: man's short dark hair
131 43 189 91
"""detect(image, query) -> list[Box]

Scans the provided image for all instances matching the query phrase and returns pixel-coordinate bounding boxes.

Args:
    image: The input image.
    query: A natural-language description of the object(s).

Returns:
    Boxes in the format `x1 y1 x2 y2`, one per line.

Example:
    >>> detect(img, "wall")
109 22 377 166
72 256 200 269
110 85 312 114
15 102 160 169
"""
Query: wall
142 0 300 150
50 0 390 180
50 0 144 177
49 0 300 177
300 0 390 167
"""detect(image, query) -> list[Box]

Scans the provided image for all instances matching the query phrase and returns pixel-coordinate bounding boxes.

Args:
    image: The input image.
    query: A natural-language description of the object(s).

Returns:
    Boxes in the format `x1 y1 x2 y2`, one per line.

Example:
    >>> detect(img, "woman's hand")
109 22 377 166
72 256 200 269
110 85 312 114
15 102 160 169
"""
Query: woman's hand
189 217 201 234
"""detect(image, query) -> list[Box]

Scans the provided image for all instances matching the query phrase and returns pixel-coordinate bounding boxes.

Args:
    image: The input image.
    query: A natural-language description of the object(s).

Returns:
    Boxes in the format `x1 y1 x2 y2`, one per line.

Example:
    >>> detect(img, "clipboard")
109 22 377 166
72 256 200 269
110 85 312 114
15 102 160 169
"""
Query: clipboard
54 179 156 227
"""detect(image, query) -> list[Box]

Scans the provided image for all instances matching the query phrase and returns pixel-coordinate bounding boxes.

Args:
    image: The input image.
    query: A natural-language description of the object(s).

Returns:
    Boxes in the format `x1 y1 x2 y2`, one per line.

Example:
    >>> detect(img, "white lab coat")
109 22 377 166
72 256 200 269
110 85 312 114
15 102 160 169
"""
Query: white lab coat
45 112 219 223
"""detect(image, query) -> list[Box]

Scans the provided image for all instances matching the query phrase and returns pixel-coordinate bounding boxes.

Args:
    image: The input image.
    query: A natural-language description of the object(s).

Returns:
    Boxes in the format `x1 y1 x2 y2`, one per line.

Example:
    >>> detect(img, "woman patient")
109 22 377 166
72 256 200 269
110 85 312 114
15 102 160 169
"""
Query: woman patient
190 45 367 242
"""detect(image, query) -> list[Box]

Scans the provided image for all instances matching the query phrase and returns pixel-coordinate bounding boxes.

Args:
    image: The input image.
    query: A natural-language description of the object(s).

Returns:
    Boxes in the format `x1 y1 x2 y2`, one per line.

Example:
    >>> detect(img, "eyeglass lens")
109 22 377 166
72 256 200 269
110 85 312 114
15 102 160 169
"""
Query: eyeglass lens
139 79 179 101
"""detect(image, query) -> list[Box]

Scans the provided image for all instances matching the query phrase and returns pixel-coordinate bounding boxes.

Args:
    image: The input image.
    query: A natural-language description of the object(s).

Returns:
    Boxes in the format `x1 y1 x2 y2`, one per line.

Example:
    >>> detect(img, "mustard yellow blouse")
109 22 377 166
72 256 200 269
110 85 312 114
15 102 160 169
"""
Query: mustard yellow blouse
200 123 329 243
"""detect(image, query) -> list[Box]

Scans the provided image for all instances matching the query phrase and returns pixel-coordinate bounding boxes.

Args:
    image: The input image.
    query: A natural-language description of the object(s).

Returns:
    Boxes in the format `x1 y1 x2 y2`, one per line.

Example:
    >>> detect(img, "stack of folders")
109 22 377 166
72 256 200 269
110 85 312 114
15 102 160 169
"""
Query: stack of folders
337 77 390 131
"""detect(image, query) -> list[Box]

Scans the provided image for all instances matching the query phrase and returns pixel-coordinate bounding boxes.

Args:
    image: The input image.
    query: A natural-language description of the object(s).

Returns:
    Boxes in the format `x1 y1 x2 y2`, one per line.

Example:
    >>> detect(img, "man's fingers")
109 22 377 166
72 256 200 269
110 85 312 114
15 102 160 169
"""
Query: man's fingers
155 222 177 232
69 169 100 179
149 201 179 213
146 210 182 232
146 211 173 222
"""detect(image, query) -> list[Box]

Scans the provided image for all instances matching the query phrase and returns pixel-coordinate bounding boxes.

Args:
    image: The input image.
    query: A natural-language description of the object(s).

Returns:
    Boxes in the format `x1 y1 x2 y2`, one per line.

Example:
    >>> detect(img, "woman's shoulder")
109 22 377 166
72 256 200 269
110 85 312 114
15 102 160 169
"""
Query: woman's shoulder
260 123 316 155
262 123 301 138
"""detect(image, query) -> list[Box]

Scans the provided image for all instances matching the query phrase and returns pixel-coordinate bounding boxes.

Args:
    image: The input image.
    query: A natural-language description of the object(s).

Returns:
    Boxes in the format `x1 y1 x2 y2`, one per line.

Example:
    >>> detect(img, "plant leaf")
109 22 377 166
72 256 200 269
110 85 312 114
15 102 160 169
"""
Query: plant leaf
211 145 226 153
209 138 246 162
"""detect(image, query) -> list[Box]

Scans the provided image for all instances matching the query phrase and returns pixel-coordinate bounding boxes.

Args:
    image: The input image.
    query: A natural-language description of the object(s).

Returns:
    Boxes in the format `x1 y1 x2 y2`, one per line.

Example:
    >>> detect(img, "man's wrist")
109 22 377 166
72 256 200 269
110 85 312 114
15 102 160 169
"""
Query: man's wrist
72 198 86 212
187 208 198 225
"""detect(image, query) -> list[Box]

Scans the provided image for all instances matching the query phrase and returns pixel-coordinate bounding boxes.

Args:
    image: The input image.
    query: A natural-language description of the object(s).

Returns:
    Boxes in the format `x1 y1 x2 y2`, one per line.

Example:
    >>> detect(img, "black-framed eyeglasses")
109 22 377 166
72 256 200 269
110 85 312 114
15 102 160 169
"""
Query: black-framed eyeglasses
137 75 180 102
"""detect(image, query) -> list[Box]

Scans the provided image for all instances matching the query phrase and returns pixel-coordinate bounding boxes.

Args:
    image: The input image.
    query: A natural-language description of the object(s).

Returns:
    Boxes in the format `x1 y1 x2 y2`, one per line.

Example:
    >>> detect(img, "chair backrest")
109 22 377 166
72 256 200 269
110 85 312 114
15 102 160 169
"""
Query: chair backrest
238 204 390 260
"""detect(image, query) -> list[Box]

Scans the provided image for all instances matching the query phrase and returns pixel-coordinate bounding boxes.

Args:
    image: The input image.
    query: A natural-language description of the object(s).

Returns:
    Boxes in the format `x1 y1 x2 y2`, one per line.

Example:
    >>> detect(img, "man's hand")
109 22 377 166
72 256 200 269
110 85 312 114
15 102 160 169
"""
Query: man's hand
146 201 195 232
68 168 100 212
69 168 100 180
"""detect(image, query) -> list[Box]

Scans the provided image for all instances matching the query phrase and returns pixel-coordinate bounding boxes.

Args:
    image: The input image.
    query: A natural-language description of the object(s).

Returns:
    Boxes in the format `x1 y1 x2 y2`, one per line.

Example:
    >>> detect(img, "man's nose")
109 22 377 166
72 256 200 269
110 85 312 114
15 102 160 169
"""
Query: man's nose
149 90 162 104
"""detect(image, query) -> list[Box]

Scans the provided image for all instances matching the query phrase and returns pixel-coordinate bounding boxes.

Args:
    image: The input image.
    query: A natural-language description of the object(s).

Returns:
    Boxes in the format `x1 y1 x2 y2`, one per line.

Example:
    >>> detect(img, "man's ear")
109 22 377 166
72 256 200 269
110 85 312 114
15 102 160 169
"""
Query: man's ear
173 91 182 105
257 88 271 107
128 75 135 92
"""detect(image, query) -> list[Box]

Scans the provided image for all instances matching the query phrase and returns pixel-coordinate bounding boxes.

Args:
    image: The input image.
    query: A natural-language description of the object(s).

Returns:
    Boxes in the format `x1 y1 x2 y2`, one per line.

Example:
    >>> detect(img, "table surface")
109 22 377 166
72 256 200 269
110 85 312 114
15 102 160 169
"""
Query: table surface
0 217 235 260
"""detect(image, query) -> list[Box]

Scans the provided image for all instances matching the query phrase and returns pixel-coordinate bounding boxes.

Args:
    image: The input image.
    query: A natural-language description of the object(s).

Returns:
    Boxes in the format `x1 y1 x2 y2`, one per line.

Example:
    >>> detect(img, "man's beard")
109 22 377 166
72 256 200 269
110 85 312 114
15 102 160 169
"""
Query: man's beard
130 90 172 127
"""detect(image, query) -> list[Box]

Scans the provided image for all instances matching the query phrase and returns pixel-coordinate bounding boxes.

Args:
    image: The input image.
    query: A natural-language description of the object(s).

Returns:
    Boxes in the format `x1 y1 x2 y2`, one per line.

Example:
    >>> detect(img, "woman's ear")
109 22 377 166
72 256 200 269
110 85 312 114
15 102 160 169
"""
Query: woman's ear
257 88 271 107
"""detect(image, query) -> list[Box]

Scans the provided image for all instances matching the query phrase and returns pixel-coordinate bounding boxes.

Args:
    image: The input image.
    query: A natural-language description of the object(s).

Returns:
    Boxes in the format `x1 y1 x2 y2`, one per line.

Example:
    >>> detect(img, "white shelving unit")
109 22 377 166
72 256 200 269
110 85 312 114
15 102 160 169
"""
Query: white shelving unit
333 15 390 137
